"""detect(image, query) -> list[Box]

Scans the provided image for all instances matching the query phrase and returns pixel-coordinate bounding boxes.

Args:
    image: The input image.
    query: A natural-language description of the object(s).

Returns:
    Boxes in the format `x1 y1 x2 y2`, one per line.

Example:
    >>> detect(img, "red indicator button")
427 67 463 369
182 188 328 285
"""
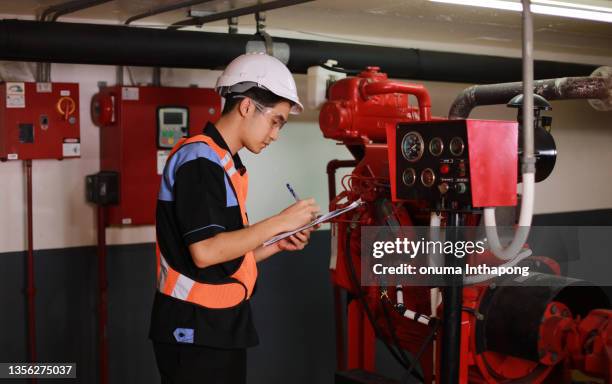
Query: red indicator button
440 164 450 174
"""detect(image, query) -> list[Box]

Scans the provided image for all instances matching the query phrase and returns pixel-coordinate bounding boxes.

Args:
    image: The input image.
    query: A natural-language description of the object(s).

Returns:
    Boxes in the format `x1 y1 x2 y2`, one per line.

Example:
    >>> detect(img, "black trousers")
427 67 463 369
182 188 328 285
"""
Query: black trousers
153 341 246 384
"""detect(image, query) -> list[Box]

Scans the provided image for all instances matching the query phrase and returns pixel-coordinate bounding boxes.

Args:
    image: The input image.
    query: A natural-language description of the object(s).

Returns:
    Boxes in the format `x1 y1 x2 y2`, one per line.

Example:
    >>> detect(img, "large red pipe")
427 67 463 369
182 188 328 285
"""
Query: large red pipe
97 206 108 384
361 81 432 121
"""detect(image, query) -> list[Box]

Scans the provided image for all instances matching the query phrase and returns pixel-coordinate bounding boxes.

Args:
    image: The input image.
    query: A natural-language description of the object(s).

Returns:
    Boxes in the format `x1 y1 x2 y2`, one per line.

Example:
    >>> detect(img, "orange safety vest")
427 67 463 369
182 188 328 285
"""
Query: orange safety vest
155 134 258 309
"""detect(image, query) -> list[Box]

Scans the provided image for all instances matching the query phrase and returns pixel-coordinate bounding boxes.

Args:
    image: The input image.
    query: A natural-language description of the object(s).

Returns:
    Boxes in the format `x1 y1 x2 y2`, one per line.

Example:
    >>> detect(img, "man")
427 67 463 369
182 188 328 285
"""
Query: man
150 53 320 383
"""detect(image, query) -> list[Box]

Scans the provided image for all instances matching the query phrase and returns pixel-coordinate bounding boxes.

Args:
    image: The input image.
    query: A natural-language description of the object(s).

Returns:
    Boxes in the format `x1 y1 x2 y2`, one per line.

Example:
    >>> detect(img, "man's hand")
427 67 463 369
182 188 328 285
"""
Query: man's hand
277 226 315 251
276 198 320 232
253 223 321 262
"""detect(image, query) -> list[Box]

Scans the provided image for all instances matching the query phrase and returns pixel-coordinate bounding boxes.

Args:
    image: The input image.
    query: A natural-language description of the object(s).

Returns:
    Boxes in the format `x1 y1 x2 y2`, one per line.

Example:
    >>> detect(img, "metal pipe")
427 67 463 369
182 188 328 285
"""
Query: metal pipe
97 206 108 384
41 0 112 22
228 17 238 34
440 213 463 384
124 0 214 25
522 0 535 175
115 65 123 85
50 0 112 21
41 0 93 21
152 67 161 86
326 159 358 371
448 74 611 119
326 160 358 202
170 0 313 29
25 160 37 384
39 1 112 82
0 20 598 84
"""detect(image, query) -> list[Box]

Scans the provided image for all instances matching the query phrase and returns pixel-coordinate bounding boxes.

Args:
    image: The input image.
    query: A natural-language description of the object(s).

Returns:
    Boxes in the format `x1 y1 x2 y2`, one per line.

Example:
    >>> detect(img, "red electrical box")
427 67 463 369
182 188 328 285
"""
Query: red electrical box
0 82 80 161
92 86 221 226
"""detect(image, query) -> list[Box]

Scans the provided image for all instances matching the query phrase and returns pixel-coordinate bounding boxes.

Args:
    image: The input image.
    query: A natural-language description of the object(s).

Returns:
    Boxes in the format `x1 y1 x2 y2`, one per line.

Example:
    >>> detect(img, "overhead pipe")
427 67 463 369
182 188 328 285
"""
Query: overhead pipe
0 20 600 84
448 66 610 264
48 1 113 22
37 1 113 81
41 0 113 22
124 0 215 25
448 69 612 119
170 0 314 29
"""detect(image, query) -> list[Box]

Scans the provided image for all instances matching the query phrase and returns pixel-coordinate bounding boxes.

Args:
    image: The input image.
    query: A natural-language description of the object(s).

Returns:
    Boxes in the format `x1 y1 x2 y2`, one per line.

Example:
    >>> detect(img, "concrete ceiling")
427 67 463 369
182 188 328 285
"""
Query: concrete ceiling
1 0 611 64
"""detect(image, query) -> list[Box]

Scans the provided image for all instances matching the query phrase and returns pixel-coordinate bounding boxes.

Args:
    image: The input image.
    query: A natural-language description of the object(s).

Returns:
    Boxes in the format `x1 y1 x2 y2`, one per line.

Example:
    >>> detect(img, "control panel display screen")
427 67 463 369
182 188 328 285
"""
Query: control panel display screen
163 112 184 125
157 107 188 149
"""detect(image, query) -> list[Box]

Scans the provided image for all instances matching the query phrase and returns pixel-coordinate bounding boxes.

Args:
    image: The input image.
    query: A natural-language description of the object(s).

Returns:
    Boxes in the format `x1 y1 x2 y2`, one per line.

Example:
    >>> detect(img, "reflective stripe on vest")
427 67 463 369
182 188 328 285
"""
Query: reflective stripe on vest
155 134 258 309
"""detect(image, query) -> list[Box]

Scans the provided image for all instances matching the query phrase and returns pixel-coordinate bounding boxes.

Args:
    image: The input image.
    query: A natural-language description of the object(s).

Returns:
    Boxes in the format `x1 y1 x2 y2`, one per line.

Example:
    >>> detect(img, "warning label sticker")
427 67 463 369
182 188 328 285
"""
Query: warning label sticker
6 82 25 108
36 83 52 93
62 142 81 157
122 87 139 101
157 150 169 175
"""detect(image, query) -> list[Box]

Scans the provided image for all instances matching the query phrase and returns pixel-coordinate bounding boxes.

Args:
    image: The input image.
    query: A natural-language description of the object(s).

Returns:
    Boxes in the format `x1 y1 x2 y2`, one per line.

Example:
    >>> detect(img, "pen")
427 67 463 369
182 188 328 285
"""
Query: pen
286 183 300 202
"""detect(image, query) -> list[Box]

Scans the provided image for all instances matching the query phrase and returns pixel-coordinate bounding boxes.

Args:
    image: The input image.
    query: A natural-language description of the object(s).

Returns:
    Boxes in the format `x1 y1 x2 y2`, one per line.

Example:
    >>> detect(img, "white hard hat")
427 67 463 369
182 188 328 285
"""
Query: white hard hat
216 52 303 115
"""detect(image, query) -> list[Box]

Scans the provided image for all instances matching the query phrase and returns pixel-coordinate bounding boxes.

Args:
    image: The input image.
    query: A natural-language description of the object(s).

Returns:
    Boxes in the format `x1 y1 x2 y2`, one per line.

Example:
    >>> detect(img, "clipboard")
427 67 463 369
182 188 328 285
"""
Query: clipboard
263 200 363 246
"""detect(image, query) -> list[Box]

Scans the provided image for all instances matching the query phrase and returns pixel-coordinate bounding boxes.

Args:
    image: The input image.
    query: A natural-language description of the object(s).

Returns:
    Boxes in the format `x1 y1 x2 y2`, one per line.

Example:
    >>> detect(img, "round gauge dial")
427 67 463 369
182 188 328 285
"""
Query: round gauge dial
402 168 417 186
449 137 465 156
401 131 425 162
421 168 436 187
429 137 444 156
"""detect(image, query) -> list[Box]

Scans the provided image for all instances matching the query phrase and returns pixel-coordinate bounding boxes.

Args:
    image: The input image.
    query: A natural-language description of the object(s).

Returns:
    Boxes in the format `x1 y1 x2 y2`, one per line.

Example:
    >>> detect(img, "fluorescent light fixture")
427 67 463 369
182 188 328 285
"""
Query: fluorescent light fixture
430 0 522 11
535 0 612 13
429 0 612 23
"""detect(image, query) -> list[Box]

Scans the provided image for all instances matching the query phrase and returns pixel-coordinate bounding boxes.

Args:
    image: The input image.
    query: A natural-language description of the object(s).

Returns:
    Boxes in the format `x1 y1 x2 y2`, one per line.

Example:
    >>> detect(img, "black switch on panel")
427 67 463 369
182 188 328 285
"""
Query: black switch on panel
86 171 119 205
40 115 49 130
19 123 34 143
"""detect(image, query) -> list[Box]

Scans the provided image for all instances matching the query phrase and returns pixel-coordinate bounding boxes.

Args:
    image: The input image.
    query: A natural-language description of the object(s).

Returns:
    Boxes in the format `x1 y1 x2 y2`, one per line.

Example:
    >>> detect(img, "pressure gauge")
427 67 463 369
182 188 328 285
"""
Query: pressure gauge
401 131 425 162
402 168 417 186
421 168 436 187
449 137 465 156
429 137 444 156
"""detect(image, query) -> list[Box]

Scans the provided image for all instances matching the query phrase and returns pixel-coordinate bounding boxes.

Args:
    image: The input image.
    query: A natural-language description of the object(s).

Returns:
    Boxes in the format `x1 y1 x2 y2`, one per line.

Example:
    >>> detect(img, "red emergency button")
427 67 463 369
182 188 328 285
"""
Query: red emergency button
440 164 450 175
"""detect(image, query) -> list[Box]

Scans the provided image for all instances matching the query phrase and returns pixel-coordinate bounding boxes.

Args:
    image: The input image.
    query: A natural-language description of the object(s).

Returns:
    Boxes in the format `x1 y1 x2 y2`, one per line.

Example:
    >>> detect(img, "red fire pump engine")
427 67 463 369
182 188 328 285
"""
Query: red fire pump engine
320 67 612 384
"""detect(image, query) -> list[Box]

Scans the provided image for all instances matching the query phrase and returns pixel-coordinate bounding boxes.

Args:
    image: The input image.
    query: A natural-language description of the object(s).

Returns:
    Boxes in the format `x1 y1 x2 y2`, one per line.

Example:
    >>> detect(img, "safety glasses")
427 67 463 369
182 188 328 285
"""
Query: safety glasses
234 95 287 130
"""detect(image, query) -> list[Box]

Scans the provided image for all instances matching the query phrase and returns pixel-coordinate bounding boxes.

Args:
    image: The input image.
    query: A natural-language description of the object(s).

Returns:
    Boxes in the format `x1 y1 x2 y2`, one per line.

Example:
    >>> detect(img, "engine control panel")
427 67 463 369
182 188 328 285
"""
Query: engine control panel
393 119 518 210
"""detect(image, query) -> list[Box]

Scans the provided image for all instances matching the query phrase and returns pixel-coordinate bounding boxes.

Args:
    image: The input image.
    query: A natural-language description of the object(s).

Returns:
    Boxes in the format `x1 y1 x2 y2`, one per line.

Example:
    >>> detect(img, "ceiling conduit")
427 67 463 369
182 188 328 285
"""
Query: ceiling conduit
0 19 599 83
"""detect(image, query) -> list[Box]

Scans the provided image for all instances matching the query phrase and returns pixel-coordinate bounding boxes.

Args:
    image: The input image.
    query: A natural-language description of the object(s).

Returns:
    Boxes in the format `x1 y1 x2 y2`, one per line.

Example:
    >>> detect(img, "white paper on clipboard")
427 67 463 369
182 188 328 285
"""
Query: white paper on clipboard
263 200 363 247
